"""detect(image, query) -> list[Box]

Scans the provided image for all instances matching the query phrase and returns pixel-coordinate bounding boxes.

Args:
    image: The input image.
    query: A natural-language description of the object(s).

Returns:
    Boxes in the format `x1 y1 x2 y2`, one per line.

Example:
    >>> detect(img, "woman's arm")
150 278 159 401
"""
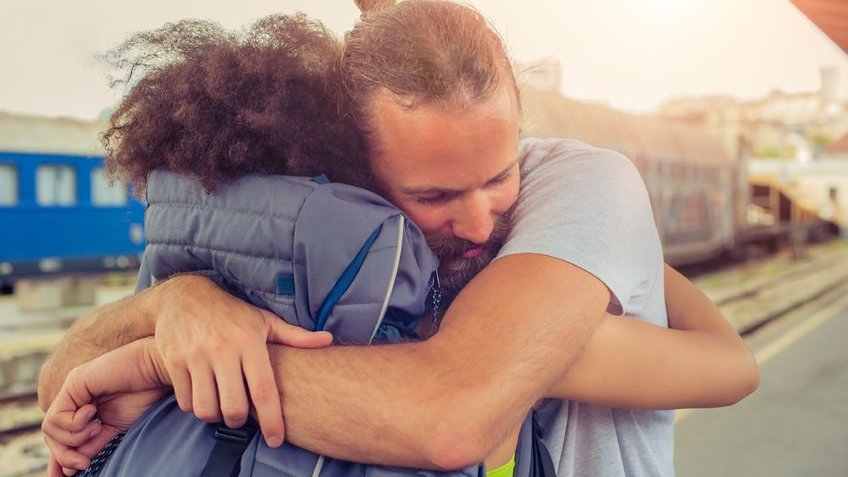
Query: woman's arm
548 264 759 408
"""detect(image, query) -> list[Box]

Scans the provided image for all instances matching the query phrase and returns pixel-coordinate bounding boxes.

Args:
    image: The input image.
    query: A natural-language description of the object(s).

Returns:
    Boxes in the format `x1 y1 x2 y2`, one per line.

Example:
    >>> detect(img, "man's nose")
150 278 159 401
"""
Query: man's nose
452 193 495 245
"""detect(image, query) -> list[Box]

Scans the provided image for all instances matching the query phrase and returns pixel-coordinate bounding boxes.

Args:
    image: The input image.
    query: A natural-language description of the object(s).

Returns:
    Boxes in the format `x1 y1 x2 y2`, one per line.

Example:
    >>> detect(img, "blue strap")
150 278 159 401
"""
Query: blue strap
314 225 383 331
275 274 295 295
310 174 330 184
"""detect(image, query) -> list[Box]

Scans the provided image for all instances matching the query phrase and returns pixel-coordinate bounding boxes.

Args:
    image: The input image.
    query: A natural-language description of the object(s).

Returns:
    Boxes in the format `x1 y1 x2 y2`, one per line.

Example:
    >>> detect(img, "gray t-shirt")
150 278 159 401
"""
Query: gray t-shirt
498 138 673 476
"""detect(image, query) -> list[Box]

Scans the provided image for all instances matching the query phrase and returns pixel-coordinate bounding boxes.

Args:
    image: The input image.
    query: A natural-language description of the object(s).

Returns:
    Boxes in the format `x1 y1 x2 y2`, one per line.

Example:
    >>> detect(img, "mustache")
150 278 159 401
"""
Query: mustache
425 204 516 260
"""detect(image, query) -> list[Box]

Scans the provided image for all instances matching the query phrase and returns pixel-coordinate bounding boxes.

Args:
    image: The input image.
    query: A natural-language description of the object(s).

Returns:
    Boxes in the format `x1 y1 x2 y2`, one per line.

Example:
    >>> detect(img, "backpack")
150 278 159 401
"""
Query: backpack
82 171 554 477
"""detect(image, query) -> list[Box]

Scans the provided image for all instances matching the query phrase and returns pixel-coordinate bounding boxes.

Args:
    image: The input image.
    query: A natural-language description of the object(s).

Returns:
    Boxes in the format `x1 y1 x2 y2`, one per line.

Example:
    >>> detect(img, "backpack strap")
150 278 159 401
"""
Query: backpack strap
530 410 557 476
200 419 259 477
314 224 383 331
513 410 557 477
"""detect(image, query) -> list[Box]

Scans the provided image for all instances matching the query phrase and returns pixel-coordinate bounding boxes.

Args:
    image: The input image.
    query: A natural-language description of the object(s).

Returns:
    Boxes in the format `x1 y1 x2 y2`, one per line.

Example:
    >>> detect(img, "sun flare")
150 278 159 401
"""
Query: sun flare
645 0 690 11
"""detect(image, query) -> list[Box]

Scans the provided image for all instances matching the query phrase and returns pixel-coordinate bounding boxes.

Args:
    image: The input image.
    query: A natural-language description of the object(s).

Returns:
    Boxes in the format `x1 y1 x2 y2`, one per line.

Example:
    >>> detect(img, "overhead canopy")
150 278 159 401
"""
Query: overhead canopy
790 0 848 55
0 112 104 156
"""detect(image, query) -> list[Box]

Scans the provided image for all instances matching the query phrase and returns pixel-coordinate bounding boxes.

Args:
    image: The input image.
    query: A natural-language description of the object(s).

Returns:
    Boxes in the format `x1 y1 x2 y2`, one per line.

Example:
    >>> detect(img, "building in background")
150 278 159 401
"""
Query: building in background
749 132 848 236
733 0 848 237
657 66 848 162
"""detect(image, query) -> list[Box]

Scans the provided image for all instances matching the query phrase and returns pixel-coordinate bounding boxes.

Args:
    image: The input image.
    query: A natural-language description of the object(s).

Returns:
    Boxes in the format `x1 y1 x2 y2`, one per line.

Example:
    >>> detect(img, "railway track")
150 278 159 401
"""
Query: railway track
713 251 848 306
0 387 42 441
0 387 38 405
701 245 848 337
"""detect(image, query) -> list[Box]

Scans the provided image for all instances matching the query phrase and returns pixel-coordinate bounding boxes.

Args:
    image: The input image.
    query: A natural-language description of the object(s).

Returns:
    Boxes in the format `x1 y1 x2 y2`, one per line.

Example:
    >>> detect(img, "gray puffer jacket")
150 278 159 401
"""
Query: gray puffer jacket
93 171 492 477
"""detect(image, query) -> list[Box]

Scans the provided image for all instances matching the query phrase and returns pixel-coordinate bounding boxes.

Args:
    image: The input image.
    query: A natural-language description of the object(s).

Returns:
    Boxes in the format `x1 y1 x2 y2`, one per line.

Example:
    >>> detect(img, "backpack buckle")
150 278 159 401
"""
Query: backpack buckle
214 424 255 445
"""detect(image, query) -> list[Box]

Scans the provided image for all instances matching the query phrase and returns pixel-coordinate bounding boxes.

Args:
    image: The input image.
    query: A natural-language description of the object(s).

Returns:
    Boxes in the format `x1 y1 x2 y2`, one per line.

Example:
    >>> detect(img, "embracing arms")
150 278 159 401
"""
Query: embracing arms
37 276 332 447
39 261 758 469
266 253 609 468
39 254 608 470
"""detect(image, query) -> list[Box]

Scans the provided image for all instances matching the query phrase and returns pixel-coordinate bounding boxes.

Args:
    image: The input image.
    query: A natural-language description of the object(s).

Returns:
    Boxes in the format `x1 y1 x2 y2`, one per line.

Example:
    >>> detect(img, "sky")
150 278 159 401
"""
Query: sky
2 0 847 120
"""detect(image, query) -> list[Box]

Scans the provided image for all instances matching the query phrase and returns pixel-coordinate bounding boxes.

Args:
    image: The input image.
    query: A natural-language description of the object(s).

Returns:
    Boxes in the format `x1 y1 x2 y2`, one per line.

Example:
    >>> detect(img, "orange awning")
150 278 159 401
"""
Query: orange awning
790 0 848 55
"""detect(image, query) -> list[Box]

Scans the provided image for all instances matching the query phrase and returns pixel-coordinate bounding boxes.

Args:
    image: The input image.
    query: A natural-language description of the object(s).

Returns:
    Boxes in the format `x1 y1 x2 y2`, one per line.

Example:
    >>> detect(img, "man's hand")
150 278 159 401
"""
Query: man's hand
42 338 168 476
152 275 333 447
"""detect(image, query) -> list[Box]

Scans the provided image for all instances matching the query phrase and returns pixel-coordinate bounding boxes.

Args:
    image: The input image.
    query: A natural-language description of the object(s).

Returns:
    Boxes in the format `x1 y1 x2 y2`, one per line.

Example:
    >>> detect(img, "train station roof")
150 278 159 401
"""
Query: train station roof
0 112 105 157
790 0 848 55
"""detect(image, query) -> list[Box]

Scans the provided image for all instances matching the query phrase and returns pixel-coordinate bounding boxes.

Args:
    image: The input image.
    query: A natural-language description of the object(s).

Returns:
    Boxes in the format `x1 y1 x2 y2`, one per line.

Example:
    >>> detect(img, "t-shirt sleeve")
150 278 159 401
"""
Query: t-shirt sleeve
496 139 663 316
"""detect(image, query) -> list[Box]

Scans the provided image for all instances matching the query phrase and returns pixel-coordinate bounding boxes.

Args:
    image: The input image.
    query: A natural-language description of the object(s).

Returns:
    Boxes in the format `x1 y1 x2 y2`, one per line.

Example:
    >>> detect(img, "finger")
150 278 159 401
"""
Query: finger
68 404 97 430
58 421 103 448
242 347 284 447
76 426 124 460
47 384 90 419
266 315 333 347
191 368 222 423
49 455 75 477
48 456 62 477
213 358 249 429
42 409 101 447
43 433 91 473
43 404 93 437
170 367 194 413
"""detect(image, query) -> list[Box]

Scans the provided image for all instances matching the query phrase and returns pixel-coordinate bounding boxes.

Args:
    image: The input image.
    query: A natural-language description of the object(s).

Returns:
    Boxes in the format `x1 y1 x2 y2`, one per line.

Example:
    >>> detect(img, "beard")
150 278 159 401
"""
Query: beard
425 205 515 303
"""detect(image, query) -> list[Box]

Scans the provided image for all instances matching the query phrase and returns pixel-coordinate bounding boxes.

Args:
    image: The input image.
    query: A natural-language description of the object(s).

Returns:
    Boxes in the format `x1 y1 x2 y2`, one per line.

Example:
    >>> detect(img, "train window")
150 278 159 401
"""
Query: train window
0 164 17 206
36 165 77 206
91 167 128 206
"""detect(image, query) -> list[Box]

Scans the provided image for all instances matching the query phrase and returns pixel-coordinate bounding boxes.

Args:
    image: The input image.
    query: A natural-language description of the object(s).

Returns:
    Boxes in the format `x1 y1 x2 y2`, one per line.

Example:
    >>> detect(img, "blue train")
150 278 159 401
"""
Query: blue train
0 113 145 290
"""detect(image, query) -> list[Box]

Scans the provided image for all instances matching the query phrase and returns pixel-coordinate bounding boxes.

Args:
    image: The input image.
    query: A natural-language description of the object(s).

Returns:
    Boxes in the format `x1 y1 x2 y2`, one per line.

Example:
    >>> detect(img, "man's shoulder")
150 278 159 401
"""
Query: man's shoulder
518 137 633 176
518 137 640 191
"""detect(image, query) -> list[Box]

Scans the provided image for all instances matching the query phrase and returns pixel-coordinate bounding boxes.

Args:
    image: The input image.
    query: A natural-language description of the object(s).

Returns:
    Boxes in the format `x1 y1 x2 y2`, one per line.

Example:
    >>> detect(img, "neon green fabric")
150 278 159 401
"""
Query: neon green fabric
486 455 515 477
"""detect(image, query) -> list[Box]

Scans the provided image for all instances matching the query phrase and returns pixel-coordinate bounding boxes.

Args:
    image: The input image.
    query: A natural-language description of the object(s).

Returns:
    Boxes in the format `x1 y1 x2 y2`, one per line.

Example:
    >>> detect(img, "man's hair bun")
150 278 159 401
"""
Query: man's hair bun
354 0 396 15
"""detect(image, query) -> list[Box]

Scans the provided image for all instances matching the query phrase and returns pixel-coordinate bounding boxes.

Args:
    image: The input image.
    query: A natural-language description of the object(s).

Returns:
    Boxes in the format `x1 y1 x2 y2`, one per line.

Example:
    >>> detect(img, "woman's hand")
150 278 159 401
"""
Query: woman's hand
42 338 168 476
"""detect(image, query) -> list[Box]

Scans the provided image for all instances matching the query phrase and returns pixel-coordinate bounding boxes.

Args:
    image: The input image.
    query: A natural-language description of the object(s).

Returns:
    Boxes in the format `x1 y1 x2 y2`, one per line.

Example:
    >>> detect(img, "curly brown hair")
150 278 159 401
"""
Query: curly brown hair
101 13 372 195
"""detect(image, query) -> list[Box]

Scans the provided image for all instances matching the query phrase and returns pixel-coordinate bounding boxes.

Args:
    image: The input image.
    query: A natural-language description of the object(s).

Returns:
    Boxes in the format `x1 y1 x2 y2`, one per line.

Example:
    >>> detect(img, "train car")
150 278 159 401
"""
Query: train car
0 113 145 289
520 87 748 265
0 93 827 283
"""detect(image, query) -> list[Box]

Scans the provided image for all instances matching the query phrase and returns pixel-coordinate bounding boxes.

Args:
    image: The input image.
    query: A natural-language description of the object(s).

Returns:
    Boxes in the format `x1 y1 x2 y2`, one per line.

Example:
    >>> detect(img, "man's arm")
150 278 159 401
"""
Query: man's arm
37 286 159 411
269 253 608 470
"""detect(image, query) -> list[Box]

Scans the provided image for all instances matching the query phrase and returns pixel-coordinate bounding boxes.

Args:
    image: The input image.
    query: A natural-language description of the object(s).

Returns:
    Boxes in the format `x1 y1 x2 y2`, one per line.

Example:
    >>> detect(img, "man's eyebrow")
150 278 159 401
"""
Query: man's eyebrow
399 158 519 195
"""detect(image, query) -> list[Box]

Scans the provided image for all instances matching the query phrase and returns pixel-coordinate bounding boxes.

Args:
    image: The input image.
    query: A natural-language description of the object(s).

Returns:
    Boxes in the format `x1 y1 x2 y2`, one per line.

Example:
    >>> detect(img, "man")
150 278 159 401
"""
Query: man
40 2 758 476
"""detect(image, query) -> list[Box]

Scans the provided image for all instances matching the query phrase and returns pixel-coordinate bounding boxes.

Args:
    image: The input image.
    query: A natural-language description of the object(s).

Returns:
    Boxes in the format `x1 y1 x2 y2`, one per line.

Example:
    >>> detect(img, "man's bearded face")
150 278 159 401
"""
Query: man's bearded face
425 206 514 297
365 86 522 299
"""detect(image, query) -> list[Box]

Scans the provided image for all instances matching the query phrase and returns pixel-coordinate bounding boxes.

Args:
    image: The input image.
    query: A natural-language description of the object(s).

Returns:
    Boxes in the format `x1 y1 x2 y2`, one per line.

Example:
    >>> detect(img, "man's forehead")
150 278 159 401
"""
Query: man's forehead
367 85 520 190
397 158 520 195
